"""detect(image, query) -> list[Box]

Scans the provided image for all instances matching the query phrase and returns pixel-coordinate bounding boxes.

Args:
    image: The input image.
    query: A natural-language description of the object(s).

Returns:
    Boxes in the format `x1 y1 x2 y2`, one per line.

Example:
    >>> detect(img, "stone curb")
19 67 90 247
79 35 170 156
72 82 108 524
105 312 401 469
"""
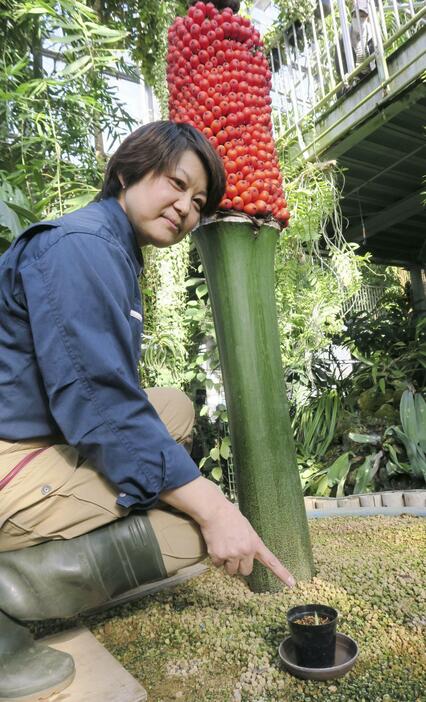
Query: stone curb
307 506 426 519
304 489 426 512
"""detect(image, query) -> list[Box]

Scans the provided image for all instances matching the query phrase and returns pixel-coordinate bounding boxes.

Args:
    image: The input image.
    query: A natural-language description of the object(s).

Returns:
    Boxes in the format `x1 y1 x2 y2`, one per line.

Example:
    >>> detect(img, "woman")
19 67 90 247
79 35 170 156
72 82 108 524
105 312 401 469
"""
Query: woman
0 121 295 701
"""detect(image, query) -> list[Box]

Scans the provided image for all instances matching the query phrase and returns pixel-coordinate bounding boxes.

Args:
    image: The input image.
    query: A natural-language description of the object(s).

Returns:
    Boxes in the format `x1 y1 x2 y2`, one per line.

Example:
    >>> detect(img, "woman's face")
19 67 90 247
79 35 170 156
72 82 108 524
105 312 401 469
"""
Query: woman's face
118 150 208 248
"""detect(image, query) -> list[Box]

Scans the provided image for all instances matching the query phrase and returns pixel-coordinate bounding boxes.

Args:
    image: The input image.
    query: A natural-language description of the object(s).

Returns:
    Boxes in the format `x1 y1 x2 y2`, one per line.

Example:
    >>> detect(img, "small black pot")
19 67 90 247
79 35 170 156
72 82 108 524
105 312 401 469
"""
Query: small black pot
287 604 338 668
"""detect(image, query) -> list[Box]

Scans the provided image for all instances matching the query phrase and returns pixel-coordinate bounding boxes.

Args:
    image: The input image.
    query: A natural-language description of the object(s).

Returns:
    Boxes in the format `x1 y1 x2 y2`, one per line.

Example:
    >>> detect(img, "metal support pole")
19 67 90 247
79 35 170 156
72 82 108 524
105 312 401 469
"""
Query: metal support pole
368 0 390 87
281 36 306 150
336 0 355 72
318 0 336 90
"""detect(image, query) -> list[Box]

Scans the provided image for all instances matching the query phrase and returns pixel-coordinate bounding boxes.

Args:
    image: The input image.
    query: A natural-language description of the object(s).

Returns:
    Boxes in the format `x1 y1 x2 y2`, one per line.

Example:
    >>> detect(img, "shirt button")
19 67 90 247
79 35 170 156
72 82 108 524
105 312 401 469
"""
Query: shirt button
41 484 52 495
119 492 127 498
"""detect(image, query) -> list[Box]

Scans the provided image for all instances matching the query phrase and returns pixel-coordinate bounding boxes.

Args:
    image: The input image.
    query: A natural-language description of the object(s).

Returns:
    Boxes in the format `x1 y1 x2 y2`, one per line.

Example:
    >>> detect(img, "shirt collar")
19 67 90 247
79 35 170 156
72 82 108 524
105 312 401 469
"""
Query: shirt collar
100 197 144 276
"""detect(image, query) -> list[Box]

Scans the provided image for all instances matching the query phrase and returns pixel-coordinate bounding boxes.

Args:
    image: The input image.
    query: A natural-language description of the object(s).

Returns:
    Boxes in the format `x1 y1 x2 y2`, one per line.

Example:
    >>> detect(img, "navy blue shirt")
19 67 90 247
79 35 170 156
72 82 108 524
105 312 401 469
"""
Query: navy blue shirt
0 198 200 509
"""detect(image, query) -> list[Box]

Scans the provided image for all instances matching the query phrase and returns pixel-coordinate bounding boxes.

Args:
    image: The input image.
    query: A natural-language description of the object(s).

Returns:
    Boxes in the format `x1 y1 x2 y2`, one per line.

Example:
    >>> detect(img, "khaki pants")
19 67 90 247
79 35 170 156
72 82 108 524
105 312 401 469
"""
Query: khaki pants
0 388 206 575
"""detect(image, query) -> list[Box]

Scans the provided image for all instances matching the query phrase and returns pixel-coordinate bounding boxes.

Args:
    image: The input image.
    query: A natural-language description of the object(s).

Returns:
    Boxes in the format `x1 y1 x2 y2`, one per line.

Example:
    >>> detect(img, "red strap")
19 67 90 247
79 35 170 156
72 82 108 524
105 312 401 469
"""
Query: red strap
0 447 49 491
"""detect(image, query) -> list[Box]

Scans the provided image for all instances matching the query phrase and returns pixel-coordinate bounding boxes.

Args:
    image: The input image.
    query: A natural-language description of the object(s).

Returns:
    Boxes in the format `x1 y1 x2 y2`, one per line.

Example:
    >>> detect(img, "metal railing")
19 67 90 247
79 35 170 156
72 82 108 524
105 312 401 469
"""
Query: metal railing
342 283 387 314
269 0 426 145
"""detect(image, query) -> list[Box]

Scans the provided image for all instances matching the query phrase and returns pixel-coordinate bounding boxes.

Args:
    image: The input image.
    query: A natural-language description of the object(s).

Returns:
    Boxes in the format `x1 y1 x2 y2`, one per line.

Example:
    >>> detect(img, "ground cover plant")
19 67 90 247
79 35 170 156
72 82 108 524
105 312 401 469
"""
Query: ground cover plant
49 514 425 702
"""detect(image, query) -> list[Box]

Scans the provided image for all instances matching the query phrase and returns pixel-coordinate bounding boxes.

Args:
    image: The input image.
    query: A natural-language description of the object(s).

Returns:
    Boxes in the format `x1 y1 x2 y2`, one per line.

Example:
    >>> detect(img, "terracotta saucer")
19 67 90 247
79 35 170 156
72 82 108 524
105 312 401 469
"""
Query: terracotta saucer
278 632 359 681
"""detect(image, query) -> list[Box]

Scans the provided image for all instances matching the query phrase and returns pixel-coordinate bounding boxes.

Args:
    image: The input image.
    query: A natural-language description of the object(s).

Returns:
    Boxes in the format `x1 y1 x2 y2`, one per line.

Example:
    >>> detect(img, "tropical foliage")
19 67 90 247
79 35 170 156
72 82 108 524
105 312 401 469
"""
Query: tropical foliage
0 0 135 251
96 0 186 90
305 384 426 498
299 304 426 497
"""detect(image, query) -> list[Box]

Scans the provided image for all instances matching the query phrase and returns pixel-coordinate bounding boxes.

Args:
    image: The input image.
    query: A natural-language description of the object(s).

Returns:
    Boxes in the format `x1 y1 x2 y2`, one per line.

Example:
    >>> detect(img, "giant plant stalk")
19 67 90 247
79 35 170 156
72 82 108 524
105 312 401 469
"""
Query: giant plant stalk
167 0 314 590
194 217 314 591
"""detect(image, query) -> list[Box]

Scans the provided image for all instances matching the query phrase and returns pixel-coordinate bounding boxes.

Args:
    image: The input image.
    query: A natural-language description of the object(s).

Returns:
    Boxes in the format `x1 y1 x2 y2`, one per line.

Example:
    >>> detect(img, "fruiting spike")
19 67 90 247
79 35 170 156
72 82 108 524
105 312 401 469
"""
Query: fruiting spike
167 1 290 226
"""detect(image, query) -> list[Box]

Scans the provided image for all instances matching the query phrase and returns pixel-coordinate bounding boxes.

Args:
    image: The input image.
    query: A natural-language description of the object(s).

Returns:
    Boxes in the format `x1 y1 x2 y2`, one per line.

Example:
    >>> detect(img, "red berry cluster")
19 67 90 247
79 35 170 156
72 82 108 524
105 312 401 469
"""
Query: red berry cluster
167 1 290 225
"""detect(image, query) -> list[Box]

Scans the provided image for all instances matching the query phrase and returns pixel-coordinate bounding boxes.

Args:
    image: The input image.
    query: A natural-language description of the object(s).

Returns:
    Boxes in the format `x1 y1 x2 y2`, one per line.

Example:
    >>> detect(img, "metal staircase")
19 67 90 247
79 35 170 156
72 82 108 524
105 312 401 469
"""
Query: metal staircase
267 0 426 269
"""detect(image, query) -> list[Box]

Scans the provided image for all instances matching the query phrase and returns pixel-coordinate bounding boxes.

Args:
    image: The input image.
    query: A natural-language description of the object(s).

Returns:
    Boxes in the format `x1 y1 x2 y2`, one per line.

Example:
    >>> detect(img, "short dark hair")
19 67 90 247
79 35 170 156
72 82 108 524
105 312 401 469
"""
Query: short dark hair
98 121 226 217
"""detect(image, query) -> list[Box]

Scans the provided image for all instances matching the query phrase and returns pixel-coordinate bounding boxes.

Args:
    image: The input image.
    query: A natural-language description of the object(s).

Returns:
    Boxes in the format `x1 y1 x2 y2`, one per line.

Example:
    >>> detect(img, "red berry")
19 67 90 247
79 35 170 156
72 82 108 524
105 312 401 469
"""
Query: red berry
244 203 257 216
236 179 249 194
225 160 237 173
226 184 238 199
210 119 221 134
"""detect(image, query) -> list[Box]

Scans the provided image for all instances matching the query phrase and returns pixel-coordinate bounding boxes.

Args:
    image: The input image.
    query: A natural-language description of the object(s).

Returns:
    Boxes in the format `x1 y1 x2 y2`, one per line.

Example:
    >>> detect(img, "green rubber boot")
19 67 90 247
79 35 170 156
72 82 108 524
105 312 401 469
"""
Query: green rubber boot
0 611 75 701
0 513 167 620
0 513 167 700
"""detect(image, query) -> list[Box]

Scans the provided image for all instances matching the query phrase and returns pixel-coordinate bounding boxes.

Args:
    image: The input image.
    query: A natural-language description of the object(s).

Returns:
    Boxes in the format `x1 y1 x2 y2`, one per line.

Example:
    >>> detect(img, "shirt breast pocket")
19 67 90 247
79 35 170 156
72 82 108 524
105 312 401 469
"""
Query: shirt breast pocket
129 304 143 361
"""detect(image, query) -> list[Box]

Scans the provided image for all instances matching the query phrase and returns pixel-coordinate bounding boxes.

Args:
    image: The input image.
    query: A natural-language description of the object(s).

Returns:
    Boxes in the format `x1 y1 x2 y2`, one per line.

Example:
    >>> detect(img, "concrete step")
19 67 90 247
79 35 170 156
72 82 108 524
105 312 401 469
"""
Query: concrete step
42 627 147 702
41 564 208 702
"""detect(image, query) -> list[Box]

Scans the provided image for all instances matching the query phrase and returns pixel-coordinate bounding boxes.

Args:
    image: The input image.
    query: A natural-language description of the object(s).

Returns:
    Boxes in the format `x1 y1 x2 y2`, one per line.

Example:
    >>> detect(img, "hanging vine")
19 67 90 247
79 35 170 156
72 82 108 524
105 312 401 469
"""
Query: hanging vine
140 239 192 389
274 138 366 392
263 0 317 50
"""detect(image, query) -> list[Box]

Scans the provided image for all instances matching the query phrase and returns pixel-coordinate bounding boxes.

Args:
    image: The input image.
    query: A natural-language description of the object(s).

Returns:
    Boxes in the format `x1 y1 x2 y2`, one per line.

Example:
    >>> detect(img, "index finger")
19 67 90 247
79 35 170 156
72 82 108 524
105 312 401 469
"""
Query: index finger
255 541 297 588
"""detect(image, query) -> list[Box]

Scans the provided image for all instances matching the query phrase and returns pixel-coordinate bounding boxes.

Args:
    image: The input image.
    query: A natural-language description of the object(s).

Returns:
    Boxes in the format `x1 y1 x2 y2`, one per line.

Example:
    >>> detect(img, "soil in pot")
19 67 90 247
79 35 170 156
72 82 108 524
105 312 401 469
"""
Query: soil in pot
287 604 338 668
295 614 330 626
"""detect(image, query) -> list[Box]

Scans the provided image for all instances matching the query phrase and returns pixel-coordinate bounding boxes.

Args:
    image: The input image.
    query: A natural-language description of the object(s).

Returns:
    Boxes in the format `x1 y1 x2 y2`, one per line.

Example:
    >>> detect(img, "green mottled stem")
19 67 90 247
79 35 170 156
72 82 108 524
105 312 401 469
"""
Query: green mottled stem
194 218 314 592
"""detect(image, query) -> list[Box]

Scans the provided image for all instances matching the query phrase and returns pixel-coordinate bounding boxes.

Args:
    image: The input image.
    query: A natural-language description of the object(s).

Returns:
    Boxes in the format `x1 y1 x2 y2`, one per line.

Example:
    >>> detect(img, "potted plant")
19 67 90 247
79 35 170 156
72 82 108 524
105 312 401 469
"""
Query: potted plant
287 604 338 668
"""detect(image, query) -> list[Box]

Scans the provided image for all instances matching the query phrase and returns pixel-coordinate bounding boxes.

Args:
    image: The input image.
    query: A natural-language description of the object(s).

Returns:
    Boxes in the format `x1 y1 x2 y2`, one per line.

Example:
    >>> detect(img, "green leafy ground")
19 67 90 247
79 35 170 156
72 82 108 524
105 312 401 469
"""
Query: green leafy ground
85 516 425 702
